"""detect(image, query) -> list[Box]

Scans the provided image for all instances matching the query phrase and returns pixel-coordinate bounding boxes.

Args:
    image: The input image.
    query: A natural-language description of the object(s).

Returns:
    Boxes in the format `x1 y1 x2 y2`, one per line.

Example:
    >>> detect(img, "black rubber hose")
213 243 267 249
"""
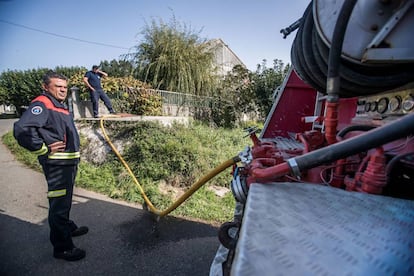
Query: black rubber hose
337 124 377 139
291 112 414 172
301 3 327 91
291 4 325 93
311 24 360 97
386 152 414 177
293 0 414 97
313 7 414 95
326 0 358 99
313 30 390 96
294 0 376 97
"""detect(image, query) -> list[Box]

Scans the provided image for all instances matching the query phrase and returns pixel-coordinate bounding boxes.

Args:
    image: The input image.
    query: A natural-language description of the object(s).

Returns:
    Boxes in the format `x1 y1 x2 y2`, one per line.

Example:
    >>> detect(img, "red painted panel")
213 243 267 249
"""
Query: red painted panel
262 70 317 138
337 98 358 130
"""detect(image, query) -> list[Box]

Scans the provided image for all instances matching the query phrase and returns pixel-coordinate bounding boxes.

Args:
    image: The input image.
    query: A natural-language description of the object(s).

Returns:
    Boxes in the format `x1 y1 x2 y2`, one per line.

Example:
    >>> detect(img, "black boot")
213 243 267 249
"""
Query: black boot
53 247 86 261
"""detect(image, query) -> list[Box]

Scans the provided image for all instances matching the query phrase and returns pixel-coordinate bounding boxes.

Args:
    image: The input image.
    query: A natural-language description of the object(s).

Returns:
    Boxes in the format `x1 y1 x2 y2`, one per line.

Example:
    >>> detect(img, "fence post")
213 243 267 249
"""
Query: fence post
70 86 80 119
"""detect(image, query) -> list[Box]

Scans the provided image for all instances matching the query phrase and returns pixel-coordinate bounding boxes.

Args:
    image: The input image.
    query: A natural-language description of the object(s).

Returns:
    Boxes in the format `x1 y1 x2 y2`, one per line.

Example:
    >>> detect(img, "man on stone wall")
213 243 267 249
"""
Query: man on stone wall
83 65 116 118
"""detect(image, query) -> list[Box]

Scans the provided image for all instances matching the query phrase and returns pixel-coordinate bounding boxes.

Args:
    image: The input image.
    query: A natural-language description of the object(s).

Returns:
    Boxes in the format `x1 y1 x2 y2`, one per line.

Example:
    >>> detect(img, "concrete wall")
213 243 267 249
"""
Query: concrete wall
0 104 16 114
69 87 191 119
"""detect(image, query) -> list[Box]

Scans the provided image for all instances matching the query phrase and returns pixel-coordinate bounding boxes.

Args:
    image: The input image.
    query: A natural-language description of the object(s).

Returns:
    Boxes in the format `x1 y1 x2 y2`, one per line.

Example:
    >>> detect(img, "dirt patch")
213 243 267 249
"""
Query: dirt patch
158 180 186 199
158 180 230 200
206 185 230 197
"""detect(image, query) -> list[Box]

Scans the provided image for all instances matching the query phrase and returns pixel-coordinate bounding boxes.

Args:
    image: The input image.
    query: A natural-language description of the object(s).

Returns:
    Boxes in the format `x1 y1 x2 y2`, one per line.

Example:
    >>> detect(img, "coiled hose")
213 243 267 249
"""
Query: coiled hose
99 116 240 217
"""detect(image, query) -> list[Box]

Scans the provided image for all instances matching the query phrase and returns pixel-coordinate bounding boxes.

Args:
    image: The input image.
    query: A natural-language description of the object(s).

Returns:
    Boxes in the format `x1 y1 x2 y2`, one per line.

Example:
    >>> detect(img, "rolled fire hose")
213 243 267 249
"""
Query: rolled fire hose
99 116 240 217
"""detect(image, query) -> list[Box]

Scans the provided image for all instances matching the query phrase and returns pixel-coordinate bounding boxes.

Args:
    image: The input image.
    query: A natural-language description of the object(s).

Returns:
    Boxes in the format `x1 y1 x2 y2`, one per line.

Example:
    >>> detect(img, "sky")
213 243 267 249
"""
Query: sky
0 0 310 73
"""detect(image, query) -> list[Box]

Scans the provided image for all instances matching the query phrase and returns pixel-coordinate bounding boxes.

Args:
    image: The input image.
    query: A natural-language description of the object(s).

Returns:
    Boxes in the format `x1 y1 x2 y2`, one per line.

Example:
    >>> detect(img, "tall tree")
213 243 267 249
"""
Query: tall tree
211 64 255 127
252 59 290 118
127 16 218 95
211 59 290 127
99 59 134 78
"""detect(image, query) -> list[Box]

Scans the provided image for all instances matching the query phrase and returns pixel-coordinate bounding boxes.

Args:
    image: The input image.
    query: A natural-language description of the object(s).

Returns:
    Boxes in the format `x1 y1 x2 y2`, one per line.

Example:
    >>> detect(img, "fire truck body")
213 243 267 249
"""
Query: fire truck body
218 69 414 276
211 1 414 275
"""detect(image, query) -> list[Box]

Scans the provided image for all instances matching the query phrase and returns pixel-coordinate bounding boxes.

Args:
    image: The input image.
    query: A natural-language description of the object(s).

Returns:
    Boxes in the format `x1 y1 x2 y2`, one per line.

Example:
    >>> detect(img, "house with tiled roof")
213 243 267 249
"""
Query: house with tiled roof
206 38 246 76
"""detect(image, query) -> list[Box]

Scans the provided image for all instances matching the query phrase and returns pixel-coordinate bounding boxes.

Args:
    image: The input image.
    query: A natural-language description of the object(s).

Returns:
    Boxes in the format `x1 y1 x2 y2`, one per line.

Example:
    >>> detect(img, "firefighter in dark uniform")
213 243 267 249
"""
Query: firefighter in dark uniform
14 71 88 261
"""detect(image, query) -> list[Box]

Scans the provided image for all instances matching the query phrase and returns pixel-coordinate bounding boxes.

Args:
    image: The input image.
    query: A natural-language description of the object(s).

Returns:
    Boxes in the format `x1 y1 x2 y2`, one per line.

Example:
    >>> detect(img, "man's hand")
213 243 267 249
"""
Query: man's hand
48 141 66 154
83 77 95 91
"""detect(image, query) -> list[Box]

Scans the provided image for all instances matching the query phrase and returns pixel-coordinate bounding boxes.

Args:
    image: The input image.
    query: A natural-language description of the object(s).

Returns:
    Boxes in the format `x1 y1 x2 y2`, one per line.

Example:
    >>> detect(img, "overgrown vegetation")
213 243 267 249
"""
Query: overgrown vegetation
2 121 253 224
127 16 218 96
68 72 163 115
212 60 290 127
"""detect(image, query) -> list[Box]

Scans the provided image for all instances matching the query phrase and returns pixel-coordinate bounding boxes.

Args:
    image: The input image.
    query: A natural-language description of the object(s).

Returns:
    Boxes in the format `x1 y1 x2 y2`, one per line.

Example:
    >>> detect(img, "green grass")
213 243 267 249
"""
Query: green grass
2 131 42 172
2 120 254 224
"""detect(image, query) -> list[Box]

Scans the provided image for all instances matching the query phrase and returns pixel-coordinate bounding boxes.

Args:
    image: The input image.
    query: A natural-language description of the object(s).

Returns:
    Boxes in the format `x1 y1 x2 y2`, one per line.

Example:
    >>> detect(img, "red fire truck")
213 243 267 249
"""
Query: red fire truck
210 1 414 275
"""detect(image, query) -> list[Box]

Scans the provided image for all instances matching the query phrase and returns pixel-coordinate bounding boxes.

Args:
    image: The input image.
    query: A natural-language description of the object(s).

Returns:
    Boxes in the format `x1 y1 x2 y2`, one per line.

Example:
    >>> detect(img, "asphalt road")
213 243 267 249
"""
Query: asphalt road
0 118 220 276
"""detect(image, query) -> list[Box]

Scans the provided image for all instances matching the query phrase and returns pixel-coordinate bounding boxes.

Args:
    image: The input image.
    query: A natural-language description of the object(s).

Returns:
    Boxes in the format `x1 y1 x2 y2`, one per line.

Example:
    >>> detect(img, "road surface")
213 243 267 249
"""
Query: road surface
0 119 219 276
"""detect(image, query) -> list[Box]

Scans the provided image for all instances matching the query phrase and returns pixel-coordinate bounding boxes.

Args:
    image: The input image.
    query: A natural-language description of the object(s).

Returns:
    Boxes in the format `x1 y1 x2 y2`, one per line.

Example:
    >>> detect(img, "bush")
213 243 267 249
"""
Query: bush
113 88 163 115
115 121 247 188
0 67 162 117
69 72 162 115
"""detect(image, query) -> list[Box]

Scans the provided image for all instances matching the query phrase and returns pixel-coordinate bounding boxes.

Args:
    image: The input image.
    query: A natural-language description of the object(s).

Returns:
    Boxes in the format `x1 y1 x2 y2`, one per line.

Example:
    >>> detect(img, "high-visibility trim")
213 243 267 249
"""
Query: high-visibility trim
33 143 48 156
47 189 67 198
32 95 69 115
48 152 80 159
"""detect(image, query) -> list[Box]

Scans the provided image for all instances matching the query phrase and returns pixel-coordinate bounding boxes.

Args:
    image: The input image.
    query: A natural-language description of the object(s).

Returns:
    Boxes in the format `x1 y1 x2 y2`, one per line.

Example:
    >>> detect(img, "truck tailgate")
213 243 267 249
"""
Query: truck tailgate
231 183 414 275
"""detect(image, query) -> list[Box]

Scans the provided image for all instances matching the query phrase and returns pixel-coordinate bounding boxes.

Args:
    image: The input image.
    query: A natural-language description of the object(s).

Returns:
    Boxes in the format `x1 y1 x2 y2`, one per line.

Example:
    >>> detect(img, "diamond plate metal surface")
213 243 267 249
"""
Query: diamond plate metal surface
262 136 305 151
231 183 414 276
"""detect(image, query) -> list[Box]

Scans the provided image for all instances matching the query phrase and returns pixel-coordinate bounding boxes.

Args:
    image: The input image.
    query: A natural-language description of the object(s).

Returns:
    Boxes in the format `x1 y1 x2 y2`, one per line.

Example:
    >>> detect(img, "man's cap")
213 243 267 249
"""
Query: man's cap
92 65 99 70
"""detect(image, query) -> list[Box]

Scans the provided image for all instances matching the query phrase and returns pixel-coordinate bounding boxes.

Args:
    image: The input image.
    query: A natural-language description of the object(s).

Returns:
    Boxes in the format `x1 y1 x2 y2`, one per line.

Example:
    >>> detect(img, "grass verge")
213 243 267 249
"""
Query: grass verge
2 120 254 224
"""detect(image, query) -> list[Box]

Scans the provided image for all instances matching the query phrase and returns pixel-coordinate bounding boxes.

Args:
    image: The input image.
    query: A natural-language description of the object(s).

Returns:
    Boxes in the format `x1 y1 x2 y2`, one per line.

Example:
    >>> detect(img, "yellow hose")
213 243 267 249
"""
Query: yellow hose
99 116 240 217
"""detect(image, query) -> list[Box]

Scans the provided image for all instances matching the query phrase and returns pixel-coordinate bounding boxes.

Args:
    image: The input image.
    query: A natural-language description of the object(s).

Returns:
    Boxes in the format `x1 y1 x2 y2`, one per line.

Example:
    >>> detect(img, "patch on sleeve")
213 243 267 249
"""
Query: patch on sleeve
31 106 43 115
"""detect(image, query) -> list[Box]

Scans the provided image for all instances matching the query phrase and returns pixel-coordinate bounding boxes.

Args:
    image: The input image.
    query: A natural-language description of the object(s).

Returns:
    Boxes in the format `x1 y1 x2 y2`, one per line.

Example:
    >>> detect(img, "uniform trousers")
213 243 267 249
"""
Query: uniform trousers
89 89 114 117
41 163 79 252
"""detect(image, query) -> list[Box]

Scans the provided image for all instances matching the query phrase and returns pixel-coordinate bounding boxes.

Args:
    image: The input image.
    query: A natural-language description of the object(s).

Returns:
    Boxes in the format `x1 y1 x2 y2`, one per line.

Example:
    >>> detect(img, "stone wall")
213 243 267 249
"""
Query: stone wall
69 87 191 119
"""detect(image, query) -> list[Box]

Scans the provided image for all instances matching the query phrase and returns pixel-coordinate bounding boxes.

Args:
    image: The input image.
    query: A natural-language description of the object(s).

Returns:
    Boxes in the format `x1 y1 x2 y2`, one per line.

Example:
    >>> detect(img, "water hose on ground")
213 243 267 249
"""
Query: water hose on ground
99 116 240 217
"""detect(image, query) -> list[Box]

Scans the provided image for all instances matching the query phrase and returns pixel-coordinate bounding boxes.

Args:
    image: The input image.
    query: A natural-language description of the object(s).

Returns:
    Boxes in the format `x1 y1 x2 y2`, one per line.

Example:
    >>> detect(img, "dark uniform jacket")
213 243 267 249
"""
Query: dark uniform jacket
13 93 80 165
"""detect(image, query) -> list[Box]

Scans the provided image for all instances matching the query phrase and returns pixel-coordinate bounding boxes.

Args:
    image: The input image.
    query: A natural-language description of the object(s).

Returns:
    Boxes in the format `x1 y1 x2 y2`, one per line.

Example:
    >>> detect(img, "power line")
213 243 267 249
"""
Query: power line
0 19 130 50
